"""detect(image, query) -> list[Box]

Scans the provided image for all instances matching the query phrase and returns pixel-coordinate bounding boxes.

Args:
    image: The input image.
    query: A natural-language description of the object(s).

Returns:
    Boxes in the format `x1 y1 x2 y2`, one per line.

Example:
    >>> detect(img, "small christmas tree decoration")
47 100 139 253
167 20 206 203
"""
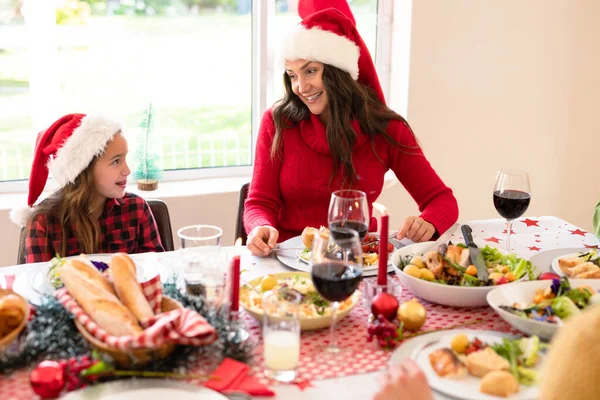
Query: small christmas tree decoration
135 103 162 191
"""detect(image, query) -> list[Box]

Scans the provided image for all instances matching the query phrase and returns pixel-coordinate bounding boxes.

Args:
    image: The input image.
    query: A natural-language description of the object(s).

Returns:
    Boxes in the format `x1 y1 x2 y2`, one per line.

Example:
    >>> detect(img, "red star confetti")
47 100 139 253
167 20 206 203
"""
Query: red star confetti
569 229 587 236
584 244 599 249
535 240 541 243
528 246 541 251
521 218 539 227
502 229 516 234
484 237 501 243
294 380 315 391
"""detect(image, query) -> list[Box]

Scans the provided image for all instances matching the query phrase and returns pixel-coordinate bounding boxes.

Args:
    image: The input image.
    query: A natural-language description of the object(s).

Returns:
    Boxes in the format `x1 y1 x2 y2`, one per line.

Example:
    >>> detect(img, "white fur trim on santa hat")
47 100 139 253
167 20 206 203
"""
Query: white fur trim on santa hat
48 115 122 188
282 26 360 80
10 205 34 227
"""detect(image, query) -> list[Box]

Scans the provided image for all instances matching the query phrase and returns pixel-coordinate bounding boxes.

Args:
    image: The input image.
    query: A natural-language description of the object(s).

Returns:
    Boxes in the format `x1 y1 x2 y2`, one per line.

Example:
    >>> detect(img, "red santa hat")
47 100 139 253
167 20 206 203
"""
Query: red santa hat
281 0 385 102
10 113 122 226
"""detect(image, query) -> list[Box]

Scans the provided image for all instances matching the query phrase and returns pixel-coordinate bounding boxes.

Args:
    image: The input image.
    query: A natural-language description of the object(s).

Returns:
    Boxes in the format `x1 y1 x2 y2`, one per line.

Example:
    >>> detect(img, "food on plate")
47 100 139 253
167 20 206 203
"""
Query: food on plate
480 370 520 398
398 243 536 287
301 226 319 249
538 271 561 281
260 275 277 291
241 274 355 318
428 348 467 378
558 251 600 278
47 254 110 289
110 253 154 322
0 290 27 339
428 334 544 396
500 277 600 324
60 257 143 336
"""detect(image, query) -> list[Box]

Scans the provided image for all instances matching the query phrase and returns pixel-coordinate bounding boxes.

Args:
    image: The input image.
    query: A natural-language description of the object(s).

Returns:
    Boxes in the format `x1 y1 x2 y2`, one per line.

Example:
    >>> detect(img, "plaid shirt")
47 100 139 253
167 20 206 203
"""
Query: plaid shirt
25 193 165 263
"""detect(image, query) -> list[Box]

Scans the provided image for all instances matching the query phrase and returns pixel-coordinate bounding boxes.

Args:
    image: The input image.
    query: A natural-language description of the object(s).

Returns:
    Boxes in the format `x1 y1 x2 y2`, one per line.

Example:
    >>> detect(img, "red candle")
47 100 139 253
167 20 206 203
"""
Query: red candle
378 212 389 286
230 255 241 313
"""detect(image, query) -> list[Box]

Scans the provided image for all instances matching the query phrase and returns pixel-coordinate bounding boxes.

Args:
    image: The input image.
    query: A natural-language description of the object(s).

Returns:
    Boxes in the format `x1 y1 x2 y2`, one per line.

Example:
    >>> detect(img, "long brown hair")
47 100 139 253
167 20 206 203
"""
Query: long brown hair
27 159 104 256
271 64 419 184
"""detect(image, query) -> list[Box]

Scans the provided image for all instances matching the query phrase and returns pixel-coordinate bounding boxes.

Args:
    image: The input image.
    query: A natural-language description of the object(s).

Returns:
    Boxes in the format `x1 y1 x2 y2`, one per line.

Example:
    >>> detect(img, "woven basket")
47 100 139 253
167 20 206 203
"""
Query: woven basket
74 296 182 368
0 289 28 353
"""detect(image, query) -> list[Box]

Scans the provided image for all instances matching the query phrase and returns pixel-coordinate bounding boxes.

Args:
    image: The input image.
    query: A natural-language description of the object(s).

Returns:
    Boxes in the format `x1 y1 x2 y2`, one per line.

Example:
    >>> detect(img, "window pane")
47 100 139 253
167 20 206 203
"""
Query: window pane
269 0 378 106
0 1 252 182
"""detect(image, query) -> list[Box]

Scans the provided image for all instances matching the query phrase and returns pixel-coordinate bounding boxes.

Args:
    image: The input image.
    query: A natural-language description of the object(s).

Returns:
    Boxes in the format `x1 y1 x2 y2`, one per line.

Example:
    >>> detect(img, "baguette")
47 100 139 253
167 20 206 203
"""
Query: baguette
110 253 154 322
67 258 116 296
0 291 27 337
60 261 142 336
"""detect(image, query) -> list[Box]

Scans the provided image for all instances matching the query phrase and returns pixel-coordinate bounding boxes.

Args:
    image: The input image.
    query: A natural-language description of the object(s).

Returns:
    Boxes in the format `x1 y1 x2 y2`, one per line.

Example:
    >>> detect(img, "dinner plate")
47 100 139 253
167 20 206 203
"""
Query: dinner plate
411 332 539 400
550 249 598 278
528 247 586 276
276 235 399 277
240 271 360 331
62 379 228 400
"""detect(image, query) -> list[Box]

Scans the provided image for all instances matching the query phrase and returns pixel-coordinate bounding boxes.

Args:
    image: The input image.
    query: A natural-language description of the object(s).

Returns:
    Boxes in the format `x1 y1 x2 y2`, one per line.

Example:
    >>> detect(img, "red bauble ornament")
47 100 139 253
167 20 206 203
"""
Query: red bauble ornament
30 360 65 399
371 292 399 321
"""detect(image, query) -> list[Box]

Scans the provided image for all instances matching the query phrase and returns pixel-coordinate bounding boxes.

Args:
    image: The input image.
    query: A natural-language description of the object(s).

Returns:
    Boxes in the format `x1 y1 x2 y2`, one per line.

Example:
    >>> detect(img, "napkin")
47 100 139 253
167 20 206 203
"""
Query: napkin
205 358 275 397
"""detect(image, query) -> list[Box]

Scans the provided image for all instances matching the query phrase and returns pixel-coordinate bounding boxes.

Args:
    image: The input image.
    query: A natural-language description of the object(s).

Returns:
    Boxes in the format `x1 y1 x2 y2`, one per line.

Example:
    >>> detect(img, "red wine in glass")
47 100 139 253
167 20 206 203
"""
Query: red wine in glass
311 262 362 302
493 190 531 220
329 220 369 241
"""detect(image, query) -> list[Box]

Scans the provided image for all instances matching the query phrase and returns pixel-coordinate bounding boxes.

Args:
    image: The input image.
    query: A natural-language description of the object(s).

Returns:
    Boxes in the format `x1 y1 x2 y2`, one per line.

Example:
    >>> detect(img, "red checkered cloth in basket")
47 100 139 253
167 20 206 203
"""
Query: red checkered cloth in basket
55 275 218 350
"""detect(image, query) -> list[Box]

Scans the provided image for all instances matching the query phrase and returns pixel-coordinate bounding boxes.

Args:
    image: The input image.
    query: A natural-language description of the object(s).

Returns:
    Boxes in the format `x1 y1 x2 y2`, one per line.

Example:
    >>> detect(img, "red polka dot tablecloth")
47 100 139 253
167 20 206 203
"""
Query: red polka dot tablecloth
1 216 598 399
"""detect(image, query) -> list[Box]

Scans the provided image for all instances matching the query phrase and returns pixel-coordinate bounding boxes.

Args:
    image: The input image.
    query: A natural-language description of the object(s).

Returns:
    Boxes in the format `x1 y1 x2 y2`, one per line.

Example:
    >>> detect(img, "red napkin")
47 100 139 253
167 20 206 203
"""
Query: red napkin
205 358 275 397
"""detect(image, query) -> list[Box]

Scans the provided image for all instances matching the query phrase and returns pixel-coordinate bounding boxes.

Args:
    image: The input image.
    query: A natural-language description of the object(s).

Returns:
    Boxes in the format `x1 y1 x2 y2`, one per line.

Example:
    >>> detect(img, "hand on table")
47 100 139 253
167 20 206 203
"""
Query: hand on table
373 359 433 400
396 216 436 242
247 226 279 257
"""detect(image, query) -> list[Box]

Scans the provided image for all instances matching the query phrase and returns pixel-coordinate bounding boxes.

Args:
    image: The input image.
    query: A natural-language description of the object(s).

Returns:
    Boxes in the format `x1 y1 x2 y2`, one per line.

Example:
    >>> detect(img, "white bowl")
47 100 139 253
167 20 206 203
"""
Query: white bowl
391 241 517 308
486 279 600 340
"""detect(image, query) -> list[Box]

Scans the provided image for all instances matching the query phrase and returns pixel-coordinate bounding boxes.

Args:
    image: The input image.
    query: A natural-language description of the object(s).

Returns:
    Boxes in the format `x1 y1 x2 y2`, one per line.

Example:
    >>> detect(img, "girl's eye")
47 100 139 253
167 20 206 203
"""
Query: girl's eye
111 159 119 165
288 74 297 80
307 68 317 75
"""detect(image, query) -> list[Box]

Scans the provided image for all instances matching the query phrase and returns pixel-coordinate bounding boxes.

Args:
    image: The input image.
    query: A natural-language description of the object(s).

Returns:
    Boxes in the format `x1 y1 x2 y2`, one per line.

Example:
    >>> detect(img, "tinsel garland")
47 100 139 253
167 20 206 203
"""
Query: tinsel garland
0 283 253 374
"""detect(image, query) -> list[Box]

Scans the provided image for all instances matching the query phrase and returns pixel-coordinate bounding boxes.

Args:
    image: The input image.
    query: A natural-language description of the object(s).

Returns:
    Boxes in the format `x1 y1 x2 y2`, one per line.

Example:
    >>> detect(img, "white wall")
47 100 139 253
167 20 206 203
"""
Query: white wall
2 0 599 267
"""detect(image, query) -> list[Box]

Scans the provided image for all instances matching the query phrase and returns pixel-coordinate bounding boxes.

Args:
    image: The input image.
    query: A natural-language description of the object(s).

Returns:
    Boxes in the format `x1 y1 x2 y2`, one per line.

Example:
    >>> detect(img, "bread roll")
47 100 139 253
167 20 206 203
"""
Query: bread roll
301 227 318 249
67 258 116 296
110 253 154 322
0 292 27 337
480 370 519 397
60 261 142 336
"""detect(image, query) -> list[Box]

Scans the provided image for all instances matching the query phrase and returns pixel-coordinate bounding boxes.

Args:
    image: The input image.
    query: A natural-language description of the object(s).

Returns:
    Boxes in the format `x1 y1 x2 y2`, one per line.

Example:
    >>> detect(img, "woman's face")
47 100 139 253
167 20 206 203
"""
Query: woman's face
285 59 329 123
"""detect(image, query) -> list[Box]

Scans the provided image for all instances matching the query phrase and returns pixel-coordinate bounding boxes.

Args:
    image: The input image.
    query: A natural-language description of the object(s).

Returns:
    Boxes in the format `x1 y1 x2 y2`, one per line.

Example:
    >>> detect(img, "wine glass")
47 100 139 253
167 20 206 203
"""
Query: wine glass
493 169 531 251
328 190 369 241
309 227 363 358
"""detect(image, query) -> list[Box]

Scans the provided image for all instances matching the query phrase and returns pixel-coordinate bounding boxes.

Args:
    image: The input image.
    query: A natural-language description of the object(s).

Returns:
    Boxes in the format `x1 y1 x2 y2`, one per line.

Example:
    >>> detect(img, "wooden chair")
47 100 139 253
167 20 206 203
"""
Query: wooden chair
16 199 175 264
234 183 250 245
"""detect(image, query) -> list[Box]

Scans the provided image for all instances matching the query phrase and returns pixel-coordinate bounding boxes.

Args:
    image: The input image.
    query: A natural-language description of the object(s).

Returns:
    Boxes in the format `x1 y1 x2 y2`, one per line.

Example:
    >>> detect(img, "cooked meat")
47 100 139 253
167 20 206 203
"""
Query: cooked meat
558 255 586 274
445 245 462 264
568 262 600 279
465 347 510 378
428 348 467 379
425 251 445 279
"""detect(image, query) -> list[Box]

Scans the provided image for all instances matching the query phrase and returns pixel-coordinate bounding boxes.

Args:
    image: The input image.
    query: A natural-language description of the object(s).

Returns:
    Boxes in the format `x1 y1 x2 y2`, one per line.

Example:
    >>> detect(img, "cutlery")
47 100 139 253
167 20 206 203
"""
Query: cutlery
420 222 460 254
461 225 489 281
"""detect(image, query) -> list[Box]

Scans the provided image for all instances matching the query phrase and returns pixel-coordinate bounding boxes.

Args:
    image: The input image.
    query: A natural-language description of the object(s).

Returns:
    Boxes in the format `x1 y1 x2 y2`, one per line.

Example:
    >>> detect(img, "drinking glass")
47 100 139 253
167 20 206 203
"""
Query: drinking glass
309 227 363 356
262 288 301 383
493 169 531 251
177 225 225 304
328 190 370 241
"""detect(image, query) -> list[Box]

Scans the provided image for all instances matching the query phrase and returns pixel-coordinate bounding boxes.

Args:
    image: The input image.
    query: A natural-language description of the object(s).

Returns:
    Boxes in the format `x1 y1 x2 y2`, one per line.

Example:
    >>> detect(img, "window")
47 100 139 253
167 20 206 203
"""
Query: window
0 0 387 187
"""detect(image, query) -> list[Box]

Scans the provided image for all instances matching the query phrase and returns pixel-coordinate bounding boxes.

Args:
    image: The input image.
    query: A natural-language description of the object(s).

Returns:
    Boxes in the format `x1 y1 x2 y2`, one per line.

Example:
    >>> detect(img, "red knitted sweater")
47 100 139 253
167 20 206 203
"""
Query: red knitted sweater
243 110 458 242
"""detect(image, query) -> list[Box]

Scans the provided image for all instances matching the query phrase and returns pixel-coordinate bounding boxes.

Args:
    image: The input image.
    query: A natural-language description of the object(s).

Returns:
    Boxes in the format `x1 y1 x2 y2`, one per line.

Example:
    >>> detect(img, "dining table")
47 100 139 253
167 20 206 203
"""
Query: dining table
1 216 598 400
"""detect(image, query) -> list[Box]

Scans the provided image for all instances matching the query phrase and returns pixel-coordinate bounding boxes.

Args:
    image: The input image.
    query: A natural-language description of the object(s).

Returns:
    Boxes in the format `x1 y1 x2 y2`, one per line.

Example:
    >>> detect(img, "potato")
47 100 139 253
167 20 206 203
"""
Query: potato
420 269 435 281
403 265 421 278
410 256 426 269
260 275 277 291
451 334 469 354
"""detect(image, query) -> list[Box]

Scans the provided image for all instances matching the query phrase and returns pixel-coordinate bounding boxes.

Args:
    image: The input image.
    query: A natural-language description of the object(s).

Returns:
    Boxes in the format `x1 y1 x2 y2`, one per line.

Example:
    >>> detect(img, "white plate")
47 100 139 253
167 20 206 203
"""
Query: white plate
391 242 519 308
63 379 228 400
412 332 539 400
276 235 397 277
528 247 586 276
550 249 598 278
487 279 600 340
0 274 5 289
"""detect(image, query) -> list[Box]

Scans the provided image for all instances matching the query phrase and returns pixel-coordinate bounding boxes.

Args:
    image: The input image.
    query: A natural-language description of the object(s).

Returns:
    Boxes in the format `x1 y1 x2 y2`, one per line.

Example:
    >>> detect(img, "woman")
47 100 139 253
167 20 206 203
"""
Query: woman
593 199 600 237
243 0 458 256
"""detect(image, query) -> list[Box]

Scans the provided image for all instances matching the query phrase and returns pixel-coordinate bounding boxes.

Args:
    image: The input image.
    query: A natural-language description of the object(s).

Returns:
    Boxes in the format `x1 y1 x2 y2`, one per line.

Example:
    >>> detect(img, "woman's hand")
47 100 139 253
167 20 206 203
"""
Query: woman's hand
396 216 436 242
373 359 433 400
247 225 279 257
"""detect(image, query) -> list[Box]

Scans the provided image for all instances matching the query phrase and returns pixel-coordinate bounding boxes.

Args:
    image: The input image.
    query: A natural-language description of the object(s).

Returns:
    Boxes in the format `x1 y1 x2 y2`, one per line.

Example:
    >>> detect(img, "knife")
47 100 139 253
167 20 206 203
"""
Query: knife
420 222 461 254
461 225 489 281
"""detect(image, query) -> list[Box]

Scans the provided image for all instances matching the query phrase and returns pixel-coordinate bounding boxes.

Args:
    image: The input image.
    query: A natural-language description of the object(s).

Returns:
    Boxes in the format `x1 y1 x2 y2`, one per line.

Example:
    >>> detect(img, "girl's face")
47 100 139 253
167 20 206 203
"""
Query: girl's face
285 59 330 123
92 133 130 201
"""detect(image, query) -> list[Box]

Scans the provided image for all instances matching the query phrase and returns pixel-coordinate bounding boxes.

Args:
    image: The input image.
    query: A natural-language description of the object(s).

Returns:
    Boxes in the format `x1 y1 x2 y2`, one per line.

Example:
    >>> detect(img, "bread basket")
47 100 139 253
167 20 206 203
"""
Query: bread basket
0 289 29 353
74 296 182 368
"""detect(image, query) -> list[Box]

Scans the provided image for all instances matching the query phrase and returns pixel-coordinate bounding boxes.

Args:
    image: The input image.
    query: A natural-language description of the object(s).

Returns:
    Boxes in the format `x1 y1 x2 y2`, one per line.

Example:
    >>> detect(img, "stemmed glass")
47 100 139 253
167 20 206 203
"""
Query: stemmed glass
493 169 531 251
309 227 363 358
328 190 370 241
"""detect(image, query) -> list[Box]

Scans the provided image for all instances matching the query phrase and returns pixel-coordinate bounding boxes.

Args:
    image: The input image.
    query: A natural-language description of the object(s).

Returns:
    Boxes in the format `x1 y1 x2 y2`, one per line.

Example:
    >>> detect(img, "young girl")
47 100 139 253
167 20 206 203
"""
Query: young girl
243 0 459 256
10 113 164 263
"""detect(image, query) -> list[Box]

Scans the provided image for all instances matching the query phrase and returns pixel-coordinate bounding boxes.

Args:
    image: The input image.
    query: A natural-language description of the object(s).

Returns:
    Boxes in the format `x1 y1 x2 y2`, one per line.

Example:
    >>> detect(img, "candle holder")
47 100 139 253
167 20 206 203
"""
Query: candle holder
362 277 403 310
227 310 250 344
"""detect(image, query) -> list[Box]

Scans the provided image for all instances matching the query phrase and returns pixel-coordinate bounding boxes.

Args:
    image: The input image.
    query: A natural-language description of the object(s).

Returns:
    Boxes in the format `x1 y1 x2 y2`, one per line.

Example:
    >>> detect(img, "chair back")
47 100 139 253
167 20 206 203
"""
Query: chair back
17 227 26 265
235 183 250 245
148 199 175 252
